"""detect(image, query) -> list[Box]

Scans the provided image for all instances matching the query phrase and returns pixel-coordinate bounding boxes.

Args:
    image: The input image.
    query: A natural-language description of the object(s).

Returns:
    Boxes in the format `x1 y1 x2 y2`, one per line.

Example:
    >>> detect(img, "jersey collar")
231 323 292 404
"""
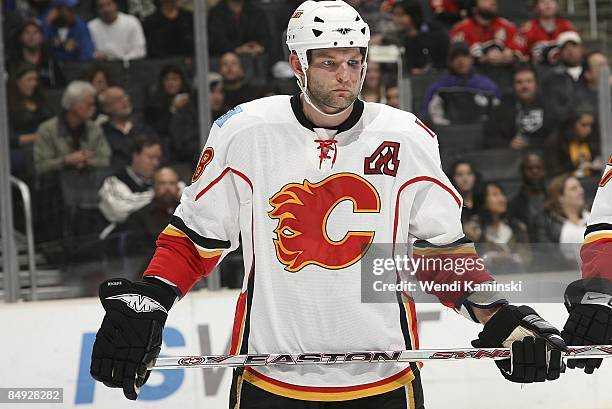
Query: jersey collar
290 94 364 133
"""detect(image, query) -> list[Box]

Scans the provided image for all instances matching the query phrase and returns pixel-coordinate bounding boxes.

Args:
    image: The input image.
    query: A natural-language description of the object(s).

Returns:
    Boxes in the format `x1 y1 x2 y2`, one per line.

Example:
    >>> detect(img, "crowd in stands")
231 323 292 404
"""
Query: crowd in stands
2 0 611 291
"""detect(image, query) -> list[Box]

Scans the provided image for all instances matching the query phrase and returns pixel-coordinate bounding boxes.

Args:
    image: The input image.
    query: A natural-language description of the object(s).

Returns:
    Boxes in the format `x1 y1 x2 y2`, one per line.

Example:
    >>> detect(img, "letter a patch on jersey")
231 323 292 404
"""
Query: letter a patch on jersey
364 141 400 177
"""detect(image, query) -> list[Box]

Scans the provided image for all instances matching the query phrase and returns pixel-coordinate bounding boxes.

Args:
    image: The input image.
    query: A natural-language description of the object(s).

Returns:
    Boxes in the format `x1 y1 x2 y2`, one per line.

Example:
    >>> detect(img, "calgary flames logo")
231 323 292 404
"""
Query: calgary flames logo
268 173 380 272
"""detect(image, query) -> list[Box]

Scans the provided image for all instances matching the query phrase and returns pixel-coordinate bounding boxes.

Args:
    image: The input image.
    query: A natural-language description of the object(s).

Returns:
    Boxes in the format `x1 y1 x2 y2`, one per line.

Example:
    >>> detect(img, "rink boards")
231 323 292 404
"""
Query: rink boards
0 289 611 408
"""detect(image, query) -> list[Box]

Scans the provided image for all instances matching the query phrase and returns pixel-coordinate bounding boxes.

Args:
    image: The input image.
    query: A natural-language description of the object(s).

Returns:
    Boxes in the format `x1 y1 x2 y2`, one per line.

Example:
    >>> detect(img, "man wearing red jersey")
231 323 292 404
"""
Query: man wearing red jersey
519 0 576 64
450 0 525 66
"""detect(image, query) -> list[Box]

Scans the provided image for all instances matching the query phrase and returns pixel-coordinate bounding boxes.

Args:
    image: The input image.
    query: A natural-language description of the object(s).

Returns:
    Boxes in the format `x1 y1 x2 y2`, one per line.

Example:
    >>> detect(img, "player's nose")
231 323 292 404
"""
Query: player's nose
336 62 351 82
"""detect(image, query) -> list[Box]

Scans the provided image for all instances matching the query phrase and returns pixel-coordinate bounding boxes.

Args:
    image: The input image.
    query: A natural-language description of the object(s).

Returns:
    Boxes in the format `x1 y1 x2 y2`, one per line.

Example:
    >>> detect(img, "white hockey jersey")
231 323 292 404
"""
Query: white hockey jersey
144 95 493 400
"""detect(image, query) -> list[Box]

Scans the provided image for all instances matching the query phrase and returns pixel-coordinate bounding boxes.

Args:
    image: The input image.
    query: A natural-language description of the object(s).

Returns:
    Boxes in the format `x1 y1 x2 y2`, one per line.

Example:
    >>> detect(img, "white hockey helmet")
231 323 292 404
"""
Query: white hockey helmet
286 0 370 115
286 0 370 72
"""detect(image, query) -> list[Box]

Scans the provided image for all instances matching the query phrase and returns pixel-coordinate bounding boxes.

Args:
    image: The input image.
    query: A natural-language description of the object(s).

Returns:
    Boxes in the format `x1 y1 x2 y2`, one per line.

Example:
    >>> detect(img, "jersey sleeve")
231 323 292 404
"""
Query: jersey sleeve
581 155 612 281
401 118 496 311
143 110 247 295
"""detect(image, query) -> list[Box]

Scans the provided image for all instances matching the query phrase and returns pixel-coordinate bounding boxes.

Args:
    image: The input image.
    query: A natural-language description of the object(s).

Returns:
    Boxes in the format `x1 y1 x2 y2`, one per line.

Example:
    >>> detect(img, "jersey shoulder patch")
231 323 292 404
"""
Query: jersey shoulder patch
215 106 243 128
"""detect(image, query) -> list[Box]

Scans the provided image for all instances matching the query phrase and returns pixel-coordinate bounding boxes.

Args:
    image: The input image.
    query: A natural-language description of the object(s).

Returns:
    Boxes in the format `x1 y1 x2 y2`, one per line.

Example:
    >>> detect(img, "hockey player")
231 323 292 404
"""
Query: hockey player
89 1 566 407
562 156 612 374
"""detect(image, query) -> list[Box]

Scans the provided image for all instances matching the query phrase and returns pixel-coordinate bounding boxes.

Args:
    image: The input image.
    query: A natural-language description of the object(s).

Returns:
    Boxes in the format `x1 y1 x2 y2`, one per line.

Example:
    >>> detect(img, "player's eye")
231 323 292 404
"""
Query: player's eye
348 60 360 66
322 60 334 67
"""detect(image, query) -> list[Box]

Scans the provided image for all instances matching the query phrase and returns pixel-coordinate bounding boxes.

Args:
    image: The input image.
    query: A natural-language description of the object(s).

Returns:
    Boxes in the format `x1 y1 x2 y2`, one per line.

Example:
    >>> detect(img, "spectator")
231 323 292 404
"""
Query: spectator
464 181 531 272
541 31 584 119
42 0 95 61
123 166 180 252
362 62 384 103
167 74 224 165
484 63 553 150
98 135 161 226
519 0 575 64
534 174 589 262
574 51 611 113
82 64 114 95
207 0 270 58
449 159 480 223
34 80 110 175
143 0 193 58
423 41 499 125
508 152 547 239
430 0 468 28
82 64 115 124
8 62 53 180
450 0 524 66
549 110 602 177
144 64 191 141
209 73 226 120
88 0 146 61
98 86 153 172
7 18 63 87
384 0 448 74
346 0 394 43
385 85 400 108
219 51 263 108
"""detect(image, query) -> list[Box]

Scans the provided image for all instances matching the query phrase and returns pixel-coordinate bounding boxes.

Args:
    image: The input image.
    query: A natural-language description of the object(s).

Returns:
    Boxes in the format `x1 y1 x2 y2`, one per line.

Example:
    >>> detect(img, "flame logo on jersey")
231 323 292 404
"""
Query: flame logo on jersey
268 173 380 272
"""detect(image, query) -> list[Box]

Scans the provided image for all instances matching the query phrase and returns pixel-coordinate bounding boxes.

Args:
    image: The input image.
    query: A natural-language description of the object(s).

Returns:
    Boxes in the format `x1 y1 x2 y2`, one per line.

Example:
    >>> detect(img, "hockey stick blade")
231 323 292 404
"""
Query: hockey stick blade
152 345 612 369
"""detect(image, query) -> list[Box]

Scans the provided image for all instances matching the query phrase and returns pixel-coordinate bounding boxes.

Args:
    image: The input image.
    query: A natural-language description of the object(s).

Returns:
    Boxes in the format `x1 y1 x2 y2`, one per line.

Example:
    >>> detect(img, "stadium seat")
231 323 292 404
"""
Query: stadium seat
45 88 65 116
579 175 600 208
434 123 484 154
408 71 443 116
458 148 522 181
497 178 523 200
62 60 128 86
127 58 190 91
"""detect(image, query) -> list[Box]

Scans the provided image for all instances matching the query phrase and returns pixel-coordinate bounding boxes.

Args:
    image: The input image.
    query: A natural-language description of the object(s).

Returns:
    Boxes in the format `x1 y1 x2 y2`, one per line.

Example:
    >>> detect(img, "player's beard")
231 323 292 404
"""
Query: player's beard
305 73 359 114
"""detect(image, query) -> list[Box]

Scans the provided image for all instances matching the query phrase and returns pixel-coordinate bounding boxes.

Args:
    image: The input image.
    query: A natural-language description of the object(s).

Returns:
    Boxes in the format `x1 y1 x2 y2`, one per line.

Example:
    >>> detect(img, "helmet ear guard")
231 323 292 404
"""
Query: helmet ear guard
286 0 371 117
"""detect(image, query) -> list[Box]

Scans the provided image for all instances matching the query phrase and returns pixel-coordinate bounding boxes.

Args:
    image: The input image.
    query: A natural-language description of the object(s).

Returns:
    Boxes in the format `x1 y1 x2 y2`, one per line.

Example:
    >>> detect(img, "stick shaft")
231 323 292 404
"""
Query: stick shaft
153 345 612 369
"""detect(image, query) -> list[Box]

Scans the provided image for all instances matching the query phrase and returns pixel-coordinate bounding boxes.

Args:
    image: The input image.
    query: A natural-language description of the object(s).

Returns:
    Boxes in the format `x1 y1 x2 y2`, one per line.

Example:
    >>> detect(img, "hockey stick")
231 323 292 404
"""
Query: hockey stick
152 345 612 369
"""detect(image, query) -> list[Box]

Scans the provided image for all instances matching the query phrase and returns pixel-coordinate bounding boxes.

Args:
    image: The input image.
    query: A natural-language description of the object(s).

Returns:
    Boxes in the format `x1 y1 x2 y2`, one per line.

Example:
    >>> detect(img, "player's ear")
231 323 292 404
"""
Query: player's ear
289 52 305 77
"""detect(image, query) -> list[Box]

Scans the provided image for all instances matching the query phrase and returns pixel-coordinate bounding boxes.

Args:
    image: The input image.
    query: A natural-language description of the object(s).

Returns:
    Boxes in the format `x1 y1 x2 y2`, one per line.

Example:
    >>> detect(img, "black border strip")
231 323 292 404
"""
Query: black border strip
169 215 231 250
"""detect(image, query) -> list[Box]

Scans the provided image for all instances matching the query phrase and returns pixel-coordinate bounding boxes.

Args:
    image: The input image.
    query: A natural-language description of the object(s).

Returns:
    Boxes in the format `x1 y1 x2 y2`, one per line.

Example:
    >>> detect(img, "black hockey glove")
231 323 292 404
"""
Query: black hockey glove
472 304 566 383
90 277 178 400
562 278 612 374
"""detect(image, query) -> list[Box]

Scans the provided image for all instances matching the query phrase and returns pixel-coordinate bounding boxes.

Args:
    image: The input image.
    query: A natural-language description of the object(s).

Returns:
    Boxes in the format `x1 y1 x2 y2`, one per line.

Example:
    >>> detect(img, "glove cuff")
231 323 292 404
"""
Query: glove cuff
99 278 177 323
565 278 612 312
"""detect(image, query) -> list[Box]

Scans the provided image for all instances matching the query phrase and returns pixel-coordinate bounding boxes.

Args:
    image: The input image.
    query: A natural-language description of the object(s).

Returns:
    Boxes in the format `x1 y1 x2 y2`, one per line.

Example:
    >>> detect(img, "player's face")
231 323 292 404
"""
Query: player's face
306 48 363 114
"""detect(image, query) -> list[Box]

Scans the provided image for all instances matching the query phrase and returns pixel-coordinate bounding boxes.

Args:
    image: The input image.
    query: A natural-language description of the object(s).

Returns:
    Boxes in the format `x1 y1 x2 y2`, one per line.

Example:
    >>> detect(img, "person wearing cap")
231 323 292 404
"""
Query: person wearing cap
42 0 95 61
519 0 576 64
383 0 449 74
541 30 585 119
88 0 147 61
423 41 500 125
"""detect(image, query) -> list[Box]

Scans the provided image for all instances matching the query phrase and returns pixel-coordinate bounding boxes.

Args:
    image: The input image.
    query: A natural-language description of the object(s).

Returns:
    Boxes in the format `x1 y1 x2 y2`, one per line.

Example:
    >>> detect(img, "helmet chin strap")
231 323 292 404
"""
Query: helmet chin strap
296 62 368 119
